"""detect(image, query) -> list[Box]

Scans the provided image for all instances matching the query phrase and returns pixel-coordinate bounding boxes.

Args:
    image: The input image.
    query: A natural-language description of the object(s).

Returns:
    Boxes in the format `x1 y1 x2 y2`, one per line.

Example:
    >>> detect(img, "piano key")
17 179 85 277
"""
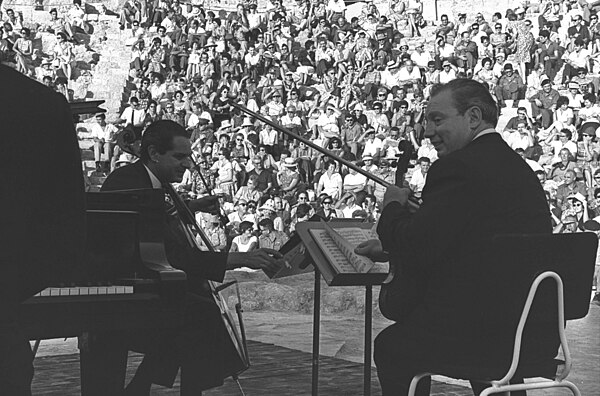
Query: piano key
97 287 107 295
78 287 89 296
40 289 51 296
50 288 61 296
88 287 98 295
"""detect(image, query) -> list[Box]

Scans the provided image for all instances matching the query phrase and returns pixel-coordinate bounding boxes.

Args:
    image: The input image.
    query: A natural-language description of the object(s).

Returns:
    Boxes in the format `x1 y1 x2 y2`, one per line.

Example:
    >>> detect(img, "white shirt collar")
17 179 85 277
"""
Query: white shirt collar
143 164 163 189
473 127 498 141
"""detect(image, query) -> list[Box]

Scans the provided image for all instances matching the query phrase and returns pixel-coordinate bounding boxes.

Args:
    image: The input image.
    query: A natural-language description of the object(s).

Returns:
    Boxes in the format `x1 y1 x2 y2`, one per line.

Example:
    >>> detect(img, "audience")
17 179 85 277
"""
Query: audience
2 1 600 299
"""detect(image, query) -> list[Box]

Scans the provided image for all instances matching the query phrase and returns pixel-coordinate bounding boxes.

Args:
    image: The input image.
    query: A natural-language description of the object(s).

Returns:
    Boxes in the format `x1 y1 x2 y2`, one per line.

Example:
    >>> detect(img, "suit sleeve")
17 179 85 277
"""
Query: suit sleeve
377 156 476 276
164 217 227 282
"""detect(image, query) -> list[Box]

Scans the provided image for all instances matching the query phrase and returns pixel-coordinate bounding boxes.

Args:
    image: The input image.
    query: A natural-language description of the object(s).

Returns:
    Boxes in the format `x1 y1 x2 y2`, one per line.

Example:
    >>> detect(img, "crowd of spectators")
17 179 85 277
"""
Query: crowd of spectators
0 0 98 88
107 0 600 240
2 0 600 294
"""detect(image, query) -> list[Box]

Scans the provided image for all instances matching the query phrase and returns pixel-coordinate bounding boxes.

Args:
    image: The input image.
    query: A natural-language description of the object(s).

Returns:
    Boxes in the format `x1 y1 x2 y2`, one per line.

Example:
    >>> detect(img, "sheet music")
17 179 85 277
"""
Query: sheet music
310 225 376 274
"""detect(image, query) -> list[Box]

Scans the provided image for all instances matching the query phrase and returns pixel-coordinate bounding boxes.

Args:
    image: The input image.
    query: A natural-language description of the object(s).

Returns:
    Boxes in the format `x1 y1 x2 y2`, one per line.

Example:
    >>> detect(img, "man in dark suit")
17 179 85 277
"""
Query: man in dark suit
101 120 282 395
0 65 86 395
356 79 558 395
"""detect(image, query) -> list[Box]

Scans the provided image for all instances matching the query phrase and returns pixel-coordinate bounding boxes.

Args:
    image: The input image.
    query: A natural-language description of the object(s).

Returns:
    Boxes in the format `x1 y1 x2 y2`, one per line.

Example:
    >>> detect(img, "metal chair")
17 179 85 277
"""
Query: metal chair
407 233 598 396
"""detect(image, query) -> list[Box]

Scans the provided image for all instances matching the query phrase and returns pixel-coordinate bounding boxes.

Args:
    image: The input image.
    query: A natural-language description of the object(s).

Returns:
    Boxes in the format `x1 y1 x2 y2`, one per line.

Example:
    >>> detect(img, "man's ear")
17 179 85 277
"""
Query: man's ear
467 106 484 129
147 144 160 163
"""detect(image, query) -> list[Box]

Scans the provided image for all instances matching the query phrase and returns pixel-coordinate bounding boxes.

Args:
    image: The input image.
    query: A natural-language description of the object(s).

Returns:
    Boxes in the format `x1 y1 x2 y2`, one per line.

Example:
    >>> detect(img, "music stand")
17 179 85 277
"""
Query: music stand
295 221 388 396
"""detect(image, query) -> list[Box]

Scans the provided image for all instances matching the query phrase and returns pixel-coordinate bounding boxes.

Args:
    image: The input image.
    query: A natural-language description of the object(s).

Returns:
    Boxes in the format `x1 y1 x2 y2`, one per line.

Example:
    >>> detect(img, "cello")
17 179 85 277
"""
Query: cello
116 127 250 386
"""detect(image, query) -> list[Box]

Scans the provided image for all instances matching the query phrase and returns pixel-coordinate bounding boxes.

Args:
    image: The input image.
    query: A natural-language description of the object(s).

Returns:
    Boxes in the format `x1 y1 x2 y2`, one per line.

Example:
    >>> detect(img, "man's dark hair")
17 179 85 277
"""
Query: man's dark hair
493 12 502 19
258 218 274 230
574 38 585 47
239 221 254 233
557 96 569 108
539 30 550 39
561 129 573 140
140 120 188 162
584 93 597 104
430 79 499 126
95 113 106 120
418 157 431 164
296 203 311 218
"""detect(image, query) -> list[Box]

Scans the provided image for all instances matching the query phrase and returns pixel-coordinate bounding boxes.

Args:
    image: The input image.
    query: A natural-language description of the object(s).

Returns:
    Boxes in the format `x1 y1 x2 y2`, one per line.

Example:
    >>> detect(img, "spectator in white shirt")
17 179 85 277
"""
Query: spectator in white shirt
361 130 383 159
396 59 422 91
90 113 118 165
439 60 457 83
411 41 432 69
343 163 367 193
117 97 146 128
409 157 430 198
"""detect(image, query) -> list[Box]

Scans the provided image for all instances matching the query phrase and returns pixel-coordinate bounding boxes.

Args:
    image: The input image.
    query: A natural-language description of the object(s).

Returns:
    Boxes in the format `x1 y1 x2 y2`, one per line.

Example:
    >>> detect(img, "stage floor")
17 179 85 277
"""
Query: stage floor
31 340 473 396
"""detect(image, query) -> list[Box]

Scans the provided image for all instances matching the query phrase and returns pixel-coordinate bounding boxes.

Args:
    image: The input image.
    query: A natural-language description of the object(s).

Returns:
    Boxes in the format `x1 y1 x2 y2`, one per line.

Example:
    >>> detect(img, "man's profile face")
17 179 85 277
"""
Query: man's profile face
424 91 472 157
153 136 192 183
564 171 575 185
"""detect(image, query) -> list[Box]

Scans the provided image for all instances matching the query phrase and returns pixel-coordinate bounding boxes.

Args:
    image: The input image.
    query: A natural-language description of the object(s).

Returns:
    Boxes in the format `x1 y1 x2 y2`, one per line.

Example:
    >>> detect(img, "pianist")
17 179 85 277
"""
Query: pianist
1 65 86 395
101 119 283 395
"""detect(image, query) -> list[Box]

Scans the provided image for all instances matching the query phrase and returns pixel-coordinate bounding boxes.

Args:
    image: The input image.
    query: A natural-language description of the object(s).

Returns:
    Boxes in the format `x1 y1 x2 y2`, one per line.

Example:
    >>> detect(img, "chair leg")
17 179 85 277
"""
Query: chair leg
561 380 582 396
408 373 431 396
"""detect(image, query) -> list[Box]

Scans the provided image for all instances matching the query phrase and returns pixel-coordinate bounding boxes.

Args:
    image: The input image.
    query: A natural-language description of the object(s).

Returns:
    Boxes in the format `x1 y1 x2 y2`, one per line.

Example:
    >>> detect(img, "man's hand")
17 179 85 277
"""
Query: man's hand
383 185 411 208
534 99 543 107
355 239 389 262
236 248 285 273
188 195 220 213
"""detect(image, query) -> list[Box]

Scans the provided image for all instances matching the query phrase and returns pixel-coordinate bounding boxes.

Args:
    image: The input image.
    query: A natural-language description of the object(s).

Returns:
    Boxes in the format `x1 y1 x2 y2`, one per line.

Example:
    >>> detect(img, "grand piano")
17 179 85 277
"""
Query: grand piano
18 189 187 395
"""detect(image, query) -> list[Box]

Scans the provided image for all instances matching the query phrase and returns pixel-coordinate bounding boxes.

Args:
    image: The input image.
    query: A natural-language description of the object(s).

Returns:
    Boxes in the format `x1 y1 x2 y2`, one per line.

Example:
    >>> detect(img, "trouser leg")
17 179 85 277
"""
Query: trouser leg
541 108 553 128
94 141 103 162
374 325 431 396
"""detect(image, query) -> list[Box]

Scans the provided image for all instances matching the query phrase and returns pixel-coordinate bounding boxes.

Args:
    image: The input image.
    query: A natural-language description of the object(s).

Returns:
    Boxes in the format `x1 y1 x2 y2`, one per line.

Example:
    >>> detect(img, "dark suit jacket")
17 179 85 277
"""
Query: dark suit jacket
377 133 556 365
101 161 227 283
1 65 86 320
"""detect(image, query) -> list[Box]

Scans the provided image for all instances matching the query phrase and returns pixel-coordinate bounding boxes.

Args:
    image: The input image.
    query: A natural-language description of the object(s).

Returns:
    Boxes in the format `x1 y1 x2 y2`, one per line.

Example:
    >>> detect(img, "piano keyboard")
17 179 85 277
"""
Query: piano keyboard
34 286 134 297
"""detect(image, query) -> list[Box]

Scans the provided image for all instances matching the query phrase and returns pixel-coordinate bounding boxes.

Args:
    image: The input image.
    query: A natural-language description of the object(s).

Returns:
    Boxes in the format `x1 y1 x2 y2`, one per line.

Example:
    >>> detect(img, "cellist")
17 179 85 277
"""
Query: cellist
102 120 283 396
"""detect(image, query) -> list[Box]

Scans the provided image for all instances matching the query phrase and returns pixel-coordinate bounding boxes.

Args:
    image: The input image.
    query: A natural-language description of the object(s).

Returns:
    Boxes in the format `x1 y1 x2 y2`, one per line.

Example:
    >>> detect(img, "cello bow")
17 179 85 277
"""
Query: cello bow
230 102 421 209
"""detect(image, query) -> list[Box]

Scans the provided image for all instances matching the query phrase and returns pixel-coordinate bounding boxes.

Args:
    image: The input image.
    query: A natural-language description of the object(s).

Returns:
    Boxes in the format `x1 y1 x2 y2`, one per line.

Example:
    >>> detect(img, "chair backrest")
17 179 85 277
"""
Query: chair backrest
492 233 597 323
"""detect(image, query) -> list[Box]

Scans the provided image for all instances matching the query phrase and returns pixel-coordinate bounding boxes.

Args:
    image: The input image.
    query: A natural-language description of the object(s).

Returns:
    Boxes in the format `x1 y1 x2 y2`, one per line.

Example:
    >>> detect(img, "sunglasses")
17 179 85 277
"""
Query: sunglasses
238 203 247 206
323 201 333 205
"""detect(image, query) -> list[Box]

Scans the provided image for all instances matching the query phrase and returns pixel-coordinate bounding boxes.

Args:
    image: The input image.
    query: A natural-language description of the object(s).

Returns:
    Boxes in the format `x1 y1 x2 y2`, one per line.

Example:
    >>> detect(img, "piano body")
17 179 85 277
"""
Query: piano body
19 189 187 395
